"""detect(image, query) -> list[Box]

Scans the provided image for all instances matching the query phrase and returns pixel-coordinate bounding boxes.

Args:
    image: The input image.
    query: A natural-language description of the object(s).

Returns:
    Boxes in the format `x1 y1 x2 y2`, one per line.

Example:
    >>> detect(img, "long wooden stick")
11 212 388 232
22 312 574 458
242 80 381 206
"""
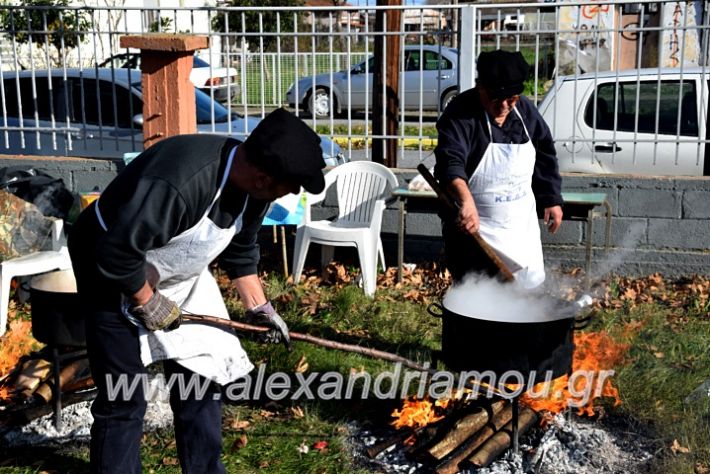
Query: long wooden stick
183 314 427 371
181 313 504 398
416 163 516 282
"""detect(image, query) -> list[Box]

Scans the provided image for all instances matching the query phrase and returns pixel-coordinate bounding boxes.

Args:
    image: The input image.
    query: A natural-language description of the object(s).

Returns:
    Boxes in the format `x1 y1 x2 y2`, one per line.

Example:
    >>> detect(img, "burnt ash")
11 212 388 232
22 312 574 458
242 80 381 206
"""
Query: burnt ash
350 412 655 474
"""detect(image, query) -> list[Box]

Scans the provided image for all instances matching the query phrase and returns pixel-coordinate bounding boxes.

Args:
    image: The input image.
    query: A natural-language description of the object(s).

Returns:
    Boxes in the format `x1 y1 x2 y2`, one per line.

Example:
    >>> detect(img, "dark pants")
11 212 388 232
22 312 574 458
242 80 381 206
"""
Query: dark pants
69 208 226 474
441 220 502 283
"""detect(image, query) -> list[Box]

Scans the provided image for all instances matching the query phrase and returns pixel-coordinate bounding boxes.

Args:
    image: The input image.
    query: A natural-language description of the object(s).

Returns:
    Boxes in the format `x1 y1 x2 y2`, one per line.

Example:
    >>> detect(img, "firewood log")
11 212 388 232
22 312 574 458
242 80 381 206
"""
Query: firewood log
424 399 506 461
34 358 90 404
466 407 539 468
13 359 52 399
435 404 513 474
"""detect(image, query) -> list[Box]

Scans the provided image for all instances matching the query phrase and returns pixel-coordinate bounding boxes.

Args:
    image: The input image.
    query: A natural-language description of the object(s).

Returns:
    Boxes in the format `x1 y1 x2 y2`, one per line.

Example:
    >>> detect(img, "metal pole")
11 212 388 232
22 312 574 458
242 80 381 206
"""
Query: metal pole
511 395 519 455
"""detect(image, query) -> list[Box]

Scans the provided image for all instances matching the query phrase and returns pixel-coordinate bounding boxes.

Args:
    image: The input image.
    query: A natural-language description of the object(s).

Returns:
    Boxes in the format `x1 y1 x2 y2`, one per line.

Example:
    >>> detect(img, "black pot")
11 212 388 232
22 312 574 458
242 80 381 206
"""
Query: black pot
428 302 574 384
29 270 85 347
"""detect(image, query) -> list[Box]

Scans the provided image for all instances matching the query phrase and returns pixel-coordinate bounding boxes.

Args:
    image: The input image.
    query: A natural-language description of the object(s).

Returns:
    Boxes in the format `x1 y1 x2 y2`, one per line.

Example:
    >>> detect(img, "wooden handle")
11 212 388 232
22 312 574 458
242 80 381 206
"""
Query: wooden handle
416 164 515 282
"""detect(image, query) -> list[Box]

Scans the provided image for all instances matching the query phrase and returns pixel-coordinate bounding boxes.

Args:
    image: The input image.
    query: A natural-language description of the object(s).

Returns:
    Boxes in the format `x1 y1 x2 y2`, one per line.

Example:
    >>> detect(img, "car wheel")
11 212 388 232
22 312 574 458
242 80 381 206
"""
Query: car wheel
441 90 458 111
307 88 332 118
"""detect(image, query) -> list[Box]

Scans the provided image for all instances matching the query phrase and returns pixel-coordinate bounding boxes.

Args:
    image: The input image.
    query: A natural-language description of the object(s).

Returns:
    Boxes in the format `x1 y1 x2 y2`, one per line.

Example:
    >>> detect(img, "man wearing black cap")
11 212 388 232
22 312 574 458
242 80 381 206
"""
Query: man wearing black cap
434 49 563 287
68 108 326 473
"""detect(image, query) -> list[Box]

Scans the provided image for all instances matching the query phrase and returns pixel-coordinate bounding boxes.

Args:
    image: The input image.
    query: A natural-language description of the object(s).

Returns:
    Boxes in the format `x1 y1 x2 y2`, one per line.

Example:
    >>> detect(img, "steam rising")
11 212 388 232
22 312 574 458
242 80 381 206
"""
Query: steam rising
442 274 569 323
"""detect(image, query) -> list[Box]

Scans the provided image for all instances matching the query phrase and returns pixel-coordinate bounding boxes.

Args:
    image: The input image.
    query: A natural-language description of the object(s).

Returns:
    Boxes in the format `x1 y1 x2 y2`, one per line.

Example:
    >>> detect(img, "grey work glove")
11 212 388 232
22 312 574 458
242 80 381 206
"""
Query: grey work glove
130 290 182 331
244 301 291 350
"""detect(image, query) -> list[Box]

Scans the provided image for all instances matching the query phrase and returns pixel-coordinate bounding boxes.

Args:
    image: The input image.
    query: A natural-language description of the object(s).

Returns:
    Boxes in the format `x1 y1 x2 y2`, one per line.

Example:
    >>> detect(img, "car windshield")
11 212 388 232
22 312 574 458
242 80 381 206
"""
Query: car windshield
132 81 231 123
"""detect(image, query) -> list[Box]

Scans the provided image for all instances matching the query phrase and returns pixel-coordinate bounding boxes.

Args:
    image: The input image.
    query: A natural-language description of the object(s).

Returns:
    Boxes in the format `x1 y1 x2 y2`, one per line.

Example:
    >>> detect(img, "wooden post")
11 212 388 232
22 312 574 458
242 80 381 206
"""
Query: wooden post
119 34 209 149
372 0 401 168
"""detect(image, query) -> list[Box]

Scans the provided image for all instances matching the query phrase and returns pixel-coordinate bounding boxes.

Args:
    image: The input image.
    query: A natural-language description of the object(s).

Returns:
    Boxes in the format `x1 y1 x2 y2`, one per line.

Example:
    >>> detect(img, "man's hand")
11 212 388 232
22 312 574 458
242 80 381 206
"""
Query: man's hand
544 205 563 234
457 200 480 235
130 290 182 331
245 301 291 350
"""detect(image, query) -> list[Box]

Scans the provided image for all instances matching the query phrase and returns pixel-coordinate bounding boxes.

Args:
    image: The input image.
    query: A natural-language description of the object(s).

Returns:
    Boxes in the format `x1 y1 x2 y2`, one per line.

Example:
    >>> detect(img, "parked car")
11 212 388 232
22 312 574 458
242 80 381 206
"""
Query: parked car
99 53 240 103
538 68 708 176
0 68 345 166
286 45 459 118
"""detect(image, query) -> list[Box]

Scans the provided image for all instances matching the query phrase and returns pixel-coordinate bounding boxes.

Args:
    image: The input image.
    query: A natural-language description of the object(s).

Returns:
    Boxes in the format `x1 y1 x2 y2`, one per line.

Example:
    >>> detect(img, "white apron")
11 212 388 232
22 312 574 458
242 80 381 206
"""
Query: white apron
95 146 254 384
468 107 546 289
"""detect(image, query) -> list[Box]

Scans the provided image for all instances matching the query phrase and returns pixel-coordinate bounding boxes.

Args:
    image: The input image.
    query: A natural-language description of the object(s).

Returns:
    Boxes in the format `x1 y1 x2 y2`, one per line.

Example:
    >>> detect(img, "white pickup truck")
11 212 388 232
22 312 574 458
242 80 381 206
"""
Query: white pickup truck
538 68 708 176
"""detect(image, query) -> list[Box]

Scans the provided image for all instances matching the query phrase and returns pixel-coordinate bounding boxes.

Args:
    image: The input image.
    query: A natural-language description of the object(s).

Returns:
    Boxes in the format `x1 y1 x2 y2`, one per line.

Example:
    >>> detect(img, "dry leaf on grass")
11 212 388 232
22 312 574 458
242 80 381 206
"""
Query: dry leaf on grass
162 457 179 466
671 439 691 454
291 406 305 419
229 418 250 430
297 441 309 454
312 440 328 451
294 354 309 373
231 434 248 451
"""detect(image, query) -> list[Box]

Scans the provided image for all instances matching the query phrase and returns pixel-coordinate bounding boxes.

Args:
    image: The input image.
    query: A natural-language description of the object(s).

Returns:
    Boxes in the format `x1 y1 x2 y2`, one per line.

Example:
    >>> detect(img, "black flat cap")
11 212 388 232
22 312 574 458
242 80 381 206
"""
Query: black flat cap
476 50 529 100
243 108 326 194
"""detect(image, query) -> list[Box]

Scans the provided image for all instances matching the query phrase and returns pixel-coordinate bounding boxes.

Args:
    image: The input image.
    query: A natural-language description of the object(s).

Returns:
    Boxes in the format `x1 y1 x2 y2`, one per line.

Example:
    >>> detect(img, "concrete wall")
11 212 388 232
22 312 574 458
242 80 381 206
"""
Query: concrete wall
379 170 710 278
2 154 708 277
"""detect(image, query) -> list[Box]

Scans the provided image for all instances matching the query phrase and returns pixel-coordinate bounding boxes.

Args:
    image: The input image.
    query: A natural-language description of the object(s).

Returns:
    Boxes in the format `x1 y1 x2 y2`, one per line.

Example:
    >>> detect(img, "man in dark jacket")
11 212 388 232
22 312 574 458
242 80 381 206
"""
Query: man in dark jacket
434 50 563 287
68 108 326 474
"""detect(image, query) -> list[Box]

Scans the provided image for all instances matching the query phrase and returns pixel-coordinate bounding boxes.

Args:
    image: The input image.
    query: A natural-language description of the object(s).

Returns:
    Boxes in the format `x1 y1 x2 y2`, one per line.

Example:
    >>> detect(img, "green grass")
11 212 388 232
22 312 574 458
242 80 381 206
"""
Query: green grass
588 303 710 473
1 272 707 473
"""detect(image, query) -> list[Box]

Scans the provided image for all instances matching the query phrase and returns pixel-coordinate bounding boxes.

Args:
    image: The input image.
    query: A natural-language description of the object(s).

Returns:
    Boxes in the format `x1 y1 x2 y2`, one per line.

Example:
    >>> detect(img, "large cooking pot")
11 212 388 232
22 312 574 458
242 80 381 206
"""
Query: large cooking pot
428 301 575 384
30 269 85 347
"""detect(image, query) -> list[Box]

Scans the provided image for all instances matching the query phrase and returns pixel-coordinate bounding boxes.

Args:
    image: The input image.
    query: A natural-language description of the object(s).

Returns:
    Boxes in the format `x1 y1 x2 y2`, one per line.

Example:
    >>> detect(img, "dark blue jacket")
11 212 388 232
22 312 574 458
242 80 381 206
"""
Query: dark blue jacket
434 87 563 211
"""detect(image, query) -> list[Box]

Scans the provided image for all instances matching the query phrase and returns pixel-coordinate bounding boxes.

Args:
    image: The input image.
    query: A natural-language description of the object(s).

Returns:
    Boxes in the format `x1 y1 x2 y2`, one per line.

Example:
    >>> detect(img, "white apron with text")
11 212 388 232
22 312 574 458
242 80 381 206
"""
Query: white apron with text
468 107 545 289
96 146 253 384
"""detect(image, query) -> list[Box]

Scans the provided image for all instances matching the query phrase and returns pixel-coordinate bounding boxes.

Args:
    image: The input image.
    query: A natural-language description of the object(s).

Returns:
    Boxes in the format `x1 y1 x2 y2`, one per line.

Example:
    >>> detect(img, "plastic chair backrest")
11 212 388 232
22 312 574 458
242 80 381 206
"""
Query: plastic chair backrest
332 162 397 226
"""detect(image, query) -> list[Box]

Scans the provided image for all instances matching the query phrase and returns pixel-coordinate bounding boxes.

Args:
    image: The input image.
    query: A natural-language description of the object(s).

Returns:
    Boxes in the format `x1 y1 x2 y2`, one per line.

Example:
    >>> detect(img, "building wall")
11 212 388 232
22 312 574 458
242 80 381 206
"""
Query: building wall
1 154 708 277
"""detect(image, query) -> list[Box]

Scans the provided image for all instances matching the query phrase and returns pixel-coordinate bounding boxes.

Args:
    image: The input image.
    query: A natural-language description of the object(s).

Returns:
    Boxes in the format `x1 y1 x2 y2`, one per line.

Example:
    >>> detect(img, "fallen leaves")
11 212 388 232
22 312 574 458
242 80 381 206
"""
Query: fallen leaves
670 439 691 454
294 354 309 373
312 440 328 451
297 442 309 454
161 457 179 466
596 273 709 314
231 434 248 451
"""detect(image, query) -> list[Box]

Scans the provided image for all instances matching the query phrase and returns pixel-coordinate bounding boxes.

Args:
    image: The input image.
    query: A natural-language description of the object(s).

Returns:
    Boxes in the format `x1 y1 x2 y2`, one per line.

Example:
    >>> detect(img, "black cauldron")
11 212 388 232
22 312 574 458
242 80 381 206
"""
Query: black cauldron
29 269 85 347
428 302 574 384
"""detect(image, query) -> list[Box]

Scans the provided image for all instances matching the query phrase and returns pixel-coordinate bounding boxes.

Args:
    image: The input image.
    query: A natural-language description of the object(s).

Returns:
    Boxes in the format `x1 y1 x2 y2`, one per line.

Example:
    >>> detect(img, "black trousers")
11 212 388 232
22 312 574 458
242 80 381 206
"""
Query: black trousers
441 220 502 283
69 208 226 474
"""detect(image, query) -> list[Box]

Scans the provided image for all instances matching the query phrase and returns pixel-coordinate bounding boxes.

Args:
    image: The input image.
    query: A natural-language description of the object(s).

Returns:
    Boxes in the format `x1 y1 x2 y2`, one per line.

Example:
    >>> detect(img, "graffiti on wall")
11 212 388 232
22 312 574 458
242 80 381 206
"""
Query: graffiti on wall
558 1 615 75
661 1 700 67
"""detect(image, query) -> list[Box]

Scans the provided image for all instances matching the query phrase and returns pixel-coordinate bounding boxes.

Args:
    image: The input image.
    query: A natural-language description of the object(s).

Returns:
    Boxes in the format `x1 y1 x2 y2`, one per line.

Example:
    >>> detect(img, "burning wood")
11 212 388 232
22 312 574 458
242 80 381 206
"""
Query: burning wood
521 330 626 416
422 399 507 462
34 358 91 404
466 406 538 468
435 402 514 474
13 358 52 400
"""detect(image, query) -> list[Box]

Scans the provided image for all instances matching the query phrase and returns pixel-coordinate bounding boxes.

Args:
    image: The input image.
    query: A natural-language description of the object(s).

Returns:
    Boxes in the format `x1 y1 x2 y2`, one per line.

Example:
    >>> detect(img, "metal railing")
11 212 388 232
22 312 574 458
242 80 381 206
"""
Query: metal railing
0 2 708 175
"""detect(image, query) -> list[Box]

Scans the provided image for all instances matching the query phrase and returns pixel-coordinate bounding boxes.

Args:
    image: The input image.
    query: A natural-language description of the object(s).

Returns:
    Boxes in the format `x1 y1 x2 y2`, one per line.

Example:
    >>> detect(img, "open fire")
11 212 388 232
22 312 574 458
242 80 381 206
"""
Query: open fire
379 329 631 471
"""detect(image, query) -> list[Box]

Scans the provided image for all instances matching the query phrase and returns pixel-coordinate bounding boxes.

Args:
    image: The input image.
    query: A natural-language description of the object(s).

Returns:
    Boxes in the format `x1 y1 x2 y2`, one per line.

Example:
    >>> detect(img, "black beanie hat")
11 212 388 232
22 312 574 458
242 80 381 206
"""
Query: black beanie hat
476 50 529 100
243 108 326 194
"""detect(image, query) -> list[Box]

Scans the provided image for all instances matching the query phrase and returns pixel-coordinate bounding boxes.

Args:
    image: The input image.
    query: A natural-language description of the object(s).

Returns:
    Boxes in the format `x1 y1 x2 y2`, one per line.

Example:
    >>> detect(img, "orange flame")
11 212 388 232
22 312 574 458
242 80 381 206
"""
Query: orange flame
522 330 629 416
391 397 448 430
0 319 38 401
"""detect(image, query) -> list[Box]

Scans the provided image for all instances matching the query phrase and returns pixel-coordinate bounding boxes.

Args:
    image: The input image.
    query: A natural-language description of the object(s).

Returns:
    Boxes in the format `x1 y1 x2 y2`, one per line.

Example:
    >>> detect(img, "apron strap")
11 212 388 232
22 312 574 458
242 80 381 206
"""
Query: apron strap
94 144 240 232
483 106 532 144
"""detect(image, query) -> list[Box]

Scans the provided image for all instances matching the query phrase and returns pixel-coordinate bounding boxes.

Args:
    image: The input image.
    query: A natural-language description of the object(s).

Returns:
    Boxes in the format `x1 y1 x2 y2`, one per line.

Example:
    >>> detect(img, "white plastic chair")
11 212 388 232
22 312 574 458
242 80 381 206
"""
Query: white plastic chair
0 217 72 336
292 161 398 297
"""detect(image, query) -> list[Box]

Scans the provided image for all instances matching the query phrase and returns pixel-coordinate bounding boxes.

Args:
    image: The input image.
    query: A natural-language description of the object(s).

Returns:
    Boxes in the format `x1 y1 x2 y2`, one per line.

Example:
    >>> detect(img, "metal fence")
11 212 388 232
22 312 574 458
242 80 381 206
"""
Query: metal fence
0 1 708 175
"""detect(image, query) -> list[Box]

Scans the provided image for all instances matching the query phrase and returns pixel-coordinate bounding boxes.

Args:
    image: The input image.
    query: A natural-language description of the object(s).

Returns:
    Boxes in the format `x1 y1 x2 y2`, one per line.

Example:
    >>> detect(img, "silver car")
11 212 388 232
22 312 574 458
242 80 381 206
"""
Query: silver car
286 45 459 118
0 68 345 166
